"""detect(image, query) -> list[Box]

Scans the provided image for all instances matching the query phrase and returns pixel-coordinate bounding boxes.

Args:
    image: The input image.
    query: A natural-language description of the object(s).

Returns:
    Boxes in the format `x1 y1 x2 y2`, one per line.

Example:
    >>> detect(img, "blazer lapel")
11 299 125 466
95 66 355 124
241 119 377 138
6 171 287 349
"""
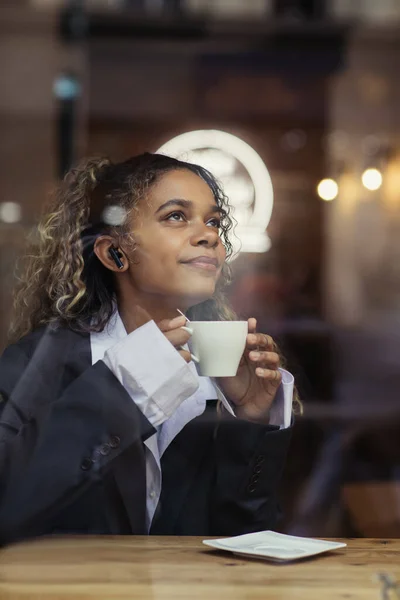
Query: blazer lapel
54 327 148 534
77 328 149 533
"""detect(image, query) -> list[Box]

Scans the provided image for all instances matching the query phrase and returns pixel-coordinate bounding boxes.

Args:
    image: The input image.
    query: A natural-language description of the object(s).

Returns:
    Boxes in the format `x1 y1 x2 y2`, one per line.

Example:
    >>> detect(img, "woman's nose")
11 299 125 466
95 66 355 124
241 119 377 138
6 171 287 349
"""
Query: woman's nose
190 224 219 248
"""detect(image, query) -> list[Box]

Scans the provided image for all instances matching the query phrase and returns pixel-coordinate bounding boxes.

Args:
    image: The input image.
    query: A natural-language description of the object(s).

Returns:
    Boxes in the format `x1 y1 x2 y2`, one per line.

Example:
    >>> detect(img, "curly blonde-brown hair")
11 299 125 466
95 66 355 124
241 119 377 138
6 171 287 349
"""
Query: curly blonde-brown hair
10 153 236 342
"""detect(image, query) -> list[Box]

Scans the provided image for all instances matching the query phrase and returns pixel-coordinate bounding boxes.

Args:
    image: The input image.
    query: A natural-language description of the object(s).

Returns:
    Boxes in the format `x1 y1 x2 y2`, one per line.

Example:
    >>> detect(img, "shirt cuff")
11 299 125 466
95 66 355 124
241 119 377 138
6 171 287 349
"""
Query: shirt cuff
213 368 294 428
213 381 236 417
269 368 294 429
102 320 199 427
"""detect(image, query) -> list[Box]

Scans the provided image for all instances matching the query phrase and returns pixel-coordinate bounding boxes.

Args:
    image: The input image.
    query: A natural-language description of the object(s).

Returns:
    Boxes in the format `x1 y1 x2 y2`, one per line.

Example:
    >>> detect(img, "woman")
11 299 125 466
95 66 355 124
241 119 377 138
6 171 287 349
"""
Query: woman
0 153 293 545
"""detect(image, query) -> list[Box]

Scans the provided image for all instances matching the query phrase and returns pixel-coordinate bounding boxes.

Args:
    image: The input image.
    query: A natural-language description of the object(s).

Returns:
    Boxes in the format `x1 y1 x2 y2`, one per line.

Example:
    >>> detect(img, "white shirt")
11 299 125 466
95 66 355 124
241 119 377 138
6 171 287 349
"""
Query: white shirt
90 311 294 531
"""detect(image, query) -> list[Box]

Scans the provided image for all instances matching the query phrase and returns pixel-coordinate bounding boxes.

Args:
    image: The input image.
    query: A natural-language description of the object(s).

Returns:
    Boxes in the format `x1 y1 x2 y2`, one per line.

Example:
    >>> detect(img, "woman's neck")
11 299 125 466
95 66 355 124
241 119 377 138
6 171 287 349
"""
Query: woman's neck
117 292 185 333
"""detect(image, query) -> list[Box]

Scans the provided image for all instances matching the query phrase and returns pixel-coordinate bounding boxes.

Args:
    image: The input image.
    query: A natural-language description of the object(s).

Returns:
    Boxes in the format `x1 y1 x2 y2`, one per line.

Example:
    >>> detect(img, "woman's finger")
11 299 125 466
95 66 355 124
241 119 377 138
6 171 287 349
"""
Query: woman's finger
249 350 280 368
158 315 187 333
255 367 282 386
178 349 192 364
246 332 275 351
163 328 192 348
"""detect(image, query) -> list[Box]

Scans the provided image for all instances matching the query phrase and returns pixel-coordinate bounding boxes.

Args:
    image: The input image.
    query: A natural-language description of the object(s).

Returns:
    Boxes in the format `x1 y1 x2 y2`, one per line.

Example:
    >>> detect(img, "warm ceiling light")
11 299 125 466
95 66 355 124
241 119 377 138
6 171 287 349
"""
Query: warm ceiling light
361 168 382 191
0 202 22 223
317 178 338 201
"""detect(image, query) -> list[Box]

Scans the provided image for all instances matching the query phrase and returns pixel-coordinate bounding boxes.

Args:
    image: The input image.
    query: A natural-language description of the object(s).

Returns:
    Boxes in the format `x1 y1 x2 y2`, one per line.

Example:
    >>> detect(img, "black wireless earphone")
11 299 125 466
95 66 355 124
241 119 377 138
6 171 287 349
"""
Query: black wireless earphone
109 247 124 270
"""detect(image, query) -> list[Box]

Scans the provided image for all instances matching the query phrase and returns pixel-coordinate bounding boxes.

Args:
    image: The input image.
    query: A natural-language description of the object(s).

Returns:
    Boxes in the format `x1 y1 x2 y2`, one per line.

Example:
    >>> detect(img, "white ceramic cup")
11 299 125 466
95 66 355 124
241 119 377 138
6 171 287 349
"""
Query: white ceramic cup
184 320 248 377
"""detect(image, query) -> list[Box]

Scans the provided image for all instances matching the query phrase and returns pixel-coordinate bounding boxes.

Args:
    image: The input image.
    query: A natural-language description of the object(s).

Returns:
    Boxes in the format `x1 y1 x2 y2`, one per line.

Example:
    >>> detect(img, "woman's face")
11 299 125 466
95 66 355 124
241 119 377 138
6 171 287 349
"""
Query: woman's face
124 169 227 309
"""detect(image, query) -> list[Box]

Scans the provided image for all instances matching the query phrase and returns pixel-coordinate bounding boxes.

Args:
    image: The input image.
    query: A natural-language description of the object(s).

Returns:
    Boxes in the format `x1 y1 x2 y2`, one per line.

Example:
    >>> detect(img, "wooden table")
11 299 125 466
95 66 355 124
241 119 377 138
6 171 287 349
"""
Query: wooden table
0 536 399 599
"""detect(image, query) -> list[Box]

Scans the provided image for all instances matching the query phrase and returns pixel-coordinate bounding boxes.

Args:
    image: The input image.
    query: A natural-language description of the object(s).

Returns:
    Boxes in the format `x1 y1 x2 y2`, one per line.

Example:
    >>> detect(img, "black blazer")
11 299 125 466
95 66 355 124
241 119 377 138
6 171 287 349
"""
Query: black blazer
0 325 292 545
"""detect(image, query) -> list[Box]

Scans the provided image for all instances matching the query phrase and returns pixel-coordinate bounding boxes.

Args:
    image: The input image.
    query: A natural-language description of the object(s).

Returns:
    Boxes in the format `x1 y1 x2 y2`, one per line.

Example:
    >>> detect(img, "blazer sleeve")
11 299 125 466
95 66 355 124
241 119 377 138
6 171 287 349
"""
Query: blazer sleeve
0 335 155 544
210 412 292 536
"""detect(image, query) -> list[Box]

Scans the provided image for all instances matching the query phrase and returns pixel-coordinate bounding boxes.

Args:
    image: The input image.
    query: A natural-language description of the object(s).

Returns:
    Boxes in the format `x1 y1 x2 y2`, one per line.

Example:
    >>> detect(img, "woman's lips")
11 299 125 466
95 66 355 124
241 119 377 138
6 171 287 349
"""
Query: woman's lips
181 257 218 271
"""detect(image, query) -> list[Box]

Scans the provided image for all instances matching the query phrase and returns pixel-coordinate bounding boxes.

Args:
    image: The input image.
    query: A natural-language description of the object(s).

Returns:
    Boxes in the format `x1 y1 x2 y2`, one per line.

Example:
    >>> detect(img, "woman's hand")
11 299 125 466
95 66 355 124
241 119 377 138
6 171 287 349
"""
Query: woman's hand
122 305 193 363
216 318 281 424
157 315 193 363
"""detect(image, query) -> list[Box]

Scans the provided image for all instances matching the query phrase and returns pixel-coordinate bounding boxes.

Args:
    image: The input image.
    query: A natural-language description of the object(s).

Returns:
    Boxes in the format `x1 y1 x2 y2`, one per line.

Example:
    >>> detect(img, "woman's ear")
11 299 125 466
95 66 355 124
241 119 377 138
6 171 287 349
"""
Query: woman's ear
94 236 129 272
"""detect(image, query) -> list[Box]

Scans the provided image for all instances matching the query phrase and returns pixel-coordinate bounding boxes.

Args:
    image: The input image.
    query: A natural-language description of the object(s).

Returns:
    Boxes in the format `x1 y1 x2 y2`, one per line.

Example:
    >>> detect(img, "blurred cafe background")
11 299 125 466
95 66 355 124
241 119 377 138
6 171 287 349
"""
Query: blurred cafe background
1 0 400 538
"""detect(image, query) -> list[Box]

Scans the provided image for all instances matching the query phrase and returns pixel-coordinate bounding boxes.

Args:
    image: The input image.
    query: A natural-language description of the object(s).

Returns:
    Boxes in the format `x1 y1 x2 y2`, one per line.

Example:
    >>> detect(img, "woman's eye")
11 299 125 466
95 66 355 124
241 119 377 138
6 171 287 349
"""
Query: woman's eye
166 211 185 222
165 212 220 228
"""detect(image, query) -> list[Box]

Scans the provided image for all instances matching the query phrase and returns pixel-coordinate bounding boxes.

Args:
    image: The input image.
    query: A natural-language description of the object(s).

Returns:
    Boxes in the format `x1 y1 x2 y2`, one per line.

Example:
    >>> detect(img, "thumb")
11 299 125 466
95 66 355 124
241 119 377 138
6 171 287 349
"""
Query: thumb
248 317 257 334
